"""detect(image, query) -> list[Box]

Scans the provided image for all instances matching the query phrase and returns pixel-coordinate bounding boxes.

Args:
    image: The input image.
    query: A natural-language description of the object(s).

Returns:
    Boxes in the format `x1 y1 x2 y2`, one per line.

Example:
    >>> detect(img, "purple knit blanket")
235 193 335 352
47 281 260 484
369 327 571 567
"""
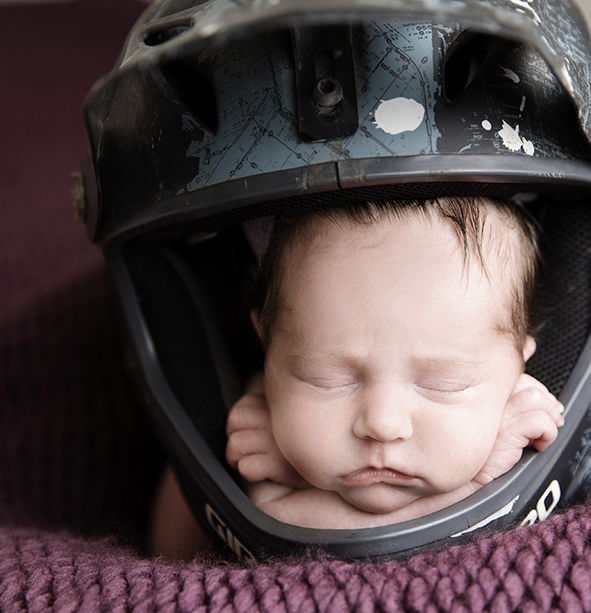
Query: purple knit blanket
2 503 591 612
3 1 591 611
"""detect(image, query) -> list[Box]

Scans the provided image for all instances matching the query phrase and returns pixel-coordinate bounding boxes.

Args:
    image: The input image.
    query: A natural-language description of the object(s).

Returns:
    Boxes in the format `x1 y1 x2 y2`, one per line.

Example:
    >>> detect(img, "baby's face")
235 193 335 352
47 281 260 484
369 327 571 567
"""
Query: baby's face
263 213 529 515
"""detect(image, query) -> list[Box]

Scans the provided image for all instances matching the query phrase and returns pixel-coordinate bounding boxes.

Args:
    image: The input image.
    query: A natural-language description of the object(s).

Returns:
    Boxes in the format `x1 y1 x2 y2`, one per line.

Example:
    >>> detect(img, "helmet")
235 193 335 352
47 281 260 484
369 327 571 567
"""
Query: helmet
78 0 591 559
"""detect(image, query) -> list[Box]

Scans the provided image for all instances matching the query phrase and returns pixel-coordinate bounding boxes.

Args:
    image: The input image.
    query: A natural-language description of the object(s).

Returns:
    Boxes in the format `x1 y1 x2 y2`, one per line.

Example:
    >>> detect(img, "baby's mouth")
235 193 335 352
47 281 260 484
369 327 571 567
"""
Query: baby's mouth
340 467 417 487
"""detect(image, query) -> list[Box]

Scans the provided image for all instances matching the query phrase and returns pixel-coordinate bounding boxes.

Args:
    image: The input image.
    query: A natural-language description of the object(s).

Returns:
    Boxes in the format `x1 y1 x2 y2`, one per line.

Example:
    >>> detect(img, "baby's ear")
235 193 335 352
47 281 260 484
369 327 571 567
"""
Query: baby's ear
523 335 537 363
250 309 263 341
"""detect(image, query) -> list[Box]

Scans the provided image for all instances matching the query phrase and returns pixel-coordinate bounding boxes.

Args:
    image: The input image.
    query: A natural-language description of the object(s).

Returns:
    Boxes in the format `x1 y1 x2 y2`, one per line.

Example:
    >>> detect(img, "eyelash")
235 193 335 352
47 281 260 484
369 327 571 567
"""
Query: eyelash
294 372 358 391
416 384 469 395
297 374 469 395
296 375 356 391
311 381 357 391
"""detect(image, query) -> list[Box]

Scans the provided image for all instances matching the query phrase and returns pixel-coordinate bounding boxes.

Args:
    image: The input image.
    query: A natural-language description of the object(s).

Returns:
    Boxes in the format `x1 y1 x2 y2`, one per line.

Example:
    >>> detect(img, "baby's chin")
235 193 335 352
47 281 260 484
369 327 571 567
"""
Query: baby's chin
339 484 423 516
338 482 476 524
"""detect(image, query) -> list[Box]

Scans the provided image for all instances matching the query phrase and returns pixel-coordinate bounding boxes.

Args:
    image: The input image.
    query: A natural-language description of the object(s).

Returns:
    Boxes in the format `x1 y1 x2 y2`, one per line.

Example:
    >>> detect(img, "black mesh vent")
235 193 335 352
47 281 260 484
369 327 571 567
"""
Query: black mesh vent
202 181 535 232
135 181 591 243
526 202 591 396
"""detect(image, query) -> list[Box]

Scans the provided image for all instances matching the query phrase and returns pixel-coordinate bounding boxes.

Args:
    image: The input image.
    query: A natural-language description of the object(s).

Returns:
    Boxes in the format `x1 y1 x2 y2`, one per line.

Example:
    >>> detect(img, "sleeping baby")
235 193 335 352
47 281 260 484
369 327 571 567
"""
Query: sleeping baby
226 197 564 529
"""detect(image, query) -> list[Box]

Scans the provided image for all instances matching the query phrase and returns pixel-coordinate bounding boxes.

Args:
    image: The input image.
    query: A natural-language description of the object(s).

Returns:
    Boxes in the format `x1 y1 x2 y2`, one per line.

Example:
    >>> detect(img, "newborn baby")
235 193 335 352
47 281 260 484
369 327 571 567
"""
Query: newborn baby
226 197 564 529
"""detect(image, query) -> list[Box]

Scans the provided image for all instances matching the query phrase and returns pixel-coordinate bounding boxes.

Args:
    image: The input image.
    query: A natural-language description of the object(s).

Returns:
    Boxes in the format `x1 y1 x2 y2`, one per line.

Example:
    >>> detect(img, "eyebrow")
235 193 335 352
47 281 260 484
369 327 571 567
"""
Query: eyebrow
413 353 485 364
286 350 486 370
287 349 356 361
410 355 486 368
285 349 365 370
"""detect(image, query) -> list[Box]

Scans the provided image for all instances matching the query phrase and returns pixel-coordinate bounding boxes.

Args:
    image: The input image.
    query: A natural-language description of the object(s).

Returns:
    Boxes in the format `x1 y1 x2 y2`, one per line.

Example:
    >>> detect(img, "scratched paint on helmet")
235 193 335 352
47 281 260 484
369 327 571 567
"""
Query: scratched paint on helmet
498 120 535 155
183 20 442 192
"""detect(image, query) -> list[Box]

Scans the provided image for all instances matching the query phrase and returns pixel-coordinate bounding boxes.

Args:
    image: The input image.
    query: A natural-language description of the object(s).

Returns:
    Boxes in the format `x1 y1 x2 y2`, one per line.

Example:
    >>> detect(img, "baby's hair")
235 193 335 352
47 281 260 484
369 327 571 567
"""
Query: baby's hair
250 197 542 353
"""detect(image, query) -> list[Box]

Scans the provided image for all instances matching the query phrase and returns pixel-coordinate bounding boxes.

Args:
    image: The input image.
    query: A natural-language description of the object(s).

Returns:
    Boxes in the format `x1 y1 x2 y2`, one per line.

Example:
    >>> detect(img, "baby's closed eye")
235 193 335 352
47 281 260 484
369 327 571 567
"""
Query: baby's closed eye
300 376 358 391
292 367 358 392
414 378 474 401
411 359 482 401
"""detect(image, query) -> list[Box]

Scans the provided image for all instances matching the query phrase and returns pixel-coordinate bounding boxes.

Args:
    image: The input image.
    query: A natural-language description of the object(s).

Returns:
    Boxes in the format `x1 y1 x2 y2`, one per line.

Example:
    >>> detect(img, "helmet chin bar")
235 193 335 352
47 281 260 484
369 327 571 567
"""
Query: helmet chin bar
83 0 591 558
104 183 591 559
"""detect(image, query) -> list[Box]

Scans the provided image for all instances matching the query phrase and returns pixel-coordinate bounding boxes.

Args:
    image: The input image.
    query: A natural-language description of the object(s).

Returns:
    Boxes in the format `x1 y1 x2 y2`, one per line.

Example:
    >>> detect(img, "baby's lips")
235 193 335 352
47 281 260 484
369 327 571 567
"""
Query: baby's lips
340 467 418 487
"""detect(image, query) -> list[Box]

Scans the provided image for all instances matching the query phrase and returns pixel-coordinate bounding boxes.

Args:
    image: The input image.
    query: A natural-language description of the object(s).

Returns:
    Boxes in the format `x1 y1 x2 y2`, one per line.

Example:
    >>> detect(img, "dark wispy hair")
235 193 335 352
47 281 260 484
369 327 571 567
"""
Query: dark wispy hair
250 197 542 352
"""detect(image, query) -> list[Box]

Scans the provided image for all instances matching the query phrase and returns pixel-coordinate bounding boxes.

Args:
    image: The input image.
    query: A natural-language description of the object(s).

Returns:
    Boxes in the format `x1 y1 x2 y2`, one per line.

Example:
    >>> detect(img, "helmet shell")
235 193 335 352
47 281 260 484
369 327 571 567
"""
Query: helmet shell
81 0 591 558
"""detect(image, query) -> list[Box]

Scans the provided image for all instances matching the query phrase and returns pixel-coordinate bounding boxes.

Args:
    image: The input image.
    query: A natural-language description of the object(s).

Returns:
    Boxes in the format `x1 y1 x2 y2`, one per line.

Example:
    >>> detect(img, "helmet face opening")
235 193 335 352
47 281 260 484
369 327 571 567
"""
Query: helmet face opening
83 0 591 559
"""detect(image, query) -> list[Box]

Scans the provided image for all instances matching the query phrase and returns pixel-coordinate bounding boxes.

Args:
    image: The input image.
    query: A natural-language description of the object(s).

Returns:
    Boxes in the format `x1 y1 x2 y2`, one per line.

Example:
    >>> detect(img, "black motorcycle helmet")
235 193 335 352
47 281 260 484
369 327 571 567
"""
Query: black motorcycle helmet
77 0 591 559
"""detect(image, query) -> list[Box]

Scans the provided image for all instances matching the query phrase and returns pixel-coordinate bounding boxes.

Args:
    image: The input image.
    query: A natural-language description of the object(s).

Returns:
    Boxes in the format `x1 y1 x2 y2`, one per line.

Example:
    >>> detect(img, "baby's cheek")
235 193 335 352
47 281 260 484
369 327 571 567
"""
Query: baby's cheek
272 411 319 463
426 416 499 488
273 410 341 484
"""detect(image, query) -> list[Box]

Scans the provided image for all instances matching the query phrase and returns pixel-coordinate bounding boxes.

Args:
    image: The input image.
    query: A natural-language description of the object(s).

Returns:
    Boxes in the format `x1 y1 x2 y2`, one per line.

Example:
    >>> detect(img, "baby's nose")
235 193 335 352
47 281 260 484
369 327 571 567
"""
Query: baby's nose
352 393 413 442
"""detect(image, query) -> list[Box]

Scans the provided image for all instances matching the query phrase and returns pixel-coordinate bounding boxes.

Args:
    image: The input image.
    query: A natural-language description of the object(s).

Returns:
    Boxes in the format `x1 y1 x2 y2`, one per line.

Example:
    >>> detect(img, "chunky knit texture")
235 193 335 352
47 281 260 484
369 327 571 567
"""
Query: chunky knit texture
4 0 591 610
2 504 591 612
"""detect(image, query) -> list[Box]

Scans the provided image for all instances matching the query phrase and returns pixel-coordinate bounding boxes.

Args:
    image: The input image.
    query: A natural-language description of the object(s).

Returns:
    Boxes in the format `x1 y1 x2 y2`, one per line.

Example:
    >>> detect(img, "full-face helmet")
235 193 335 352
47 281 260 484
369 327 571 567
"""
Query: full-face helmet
78 0 591 559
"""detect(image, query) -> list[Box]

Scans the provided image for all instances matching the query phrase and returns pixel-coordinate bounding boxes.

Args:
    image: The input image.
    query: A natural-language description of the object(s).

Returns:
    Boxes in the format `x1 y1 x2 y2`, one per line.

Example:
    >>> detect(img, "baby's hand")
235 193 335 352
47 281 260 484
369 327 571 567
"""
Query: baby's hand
226 392 307 489
473 373 564 486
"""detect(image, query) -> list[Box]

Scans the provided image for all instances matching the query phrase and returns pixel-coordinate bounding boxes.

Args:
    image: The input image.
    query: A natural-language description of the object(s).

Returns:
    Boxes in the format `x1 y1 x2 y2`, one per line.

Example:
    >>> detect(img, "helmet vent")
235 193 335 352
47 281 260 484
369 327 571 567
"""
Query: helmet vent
144 25 190 47
161 60 218 133
444 32 504 102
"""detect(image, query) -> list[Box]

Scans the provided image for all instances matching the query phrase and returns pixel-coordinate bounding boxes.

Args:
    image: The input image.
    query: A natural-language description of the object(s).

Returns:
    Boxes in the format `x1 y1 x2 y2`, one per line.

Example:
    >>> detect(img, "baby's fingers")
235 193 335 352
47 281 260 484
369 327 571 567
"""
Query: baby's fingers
237 454 288 484
510 373 552 397
510 375 564 418
238 453 308 489
226 394 271 436
508 385 564 427
512 409 560 452
226 428 273 469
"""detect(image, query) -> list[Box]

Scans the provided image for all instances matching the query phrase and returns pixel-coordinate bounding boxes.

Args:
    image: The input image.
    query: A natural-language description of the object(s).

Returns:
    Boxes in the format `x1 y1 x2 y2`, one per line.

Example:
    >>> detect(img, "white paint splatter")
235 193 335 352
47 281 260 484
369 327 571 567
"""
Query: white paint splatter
522 138 535 156
459 144 472 153
499 121 523 152
499 120 535 155
374 97 425 135
481 120 492 131
501 66 520 83
519 96 526 112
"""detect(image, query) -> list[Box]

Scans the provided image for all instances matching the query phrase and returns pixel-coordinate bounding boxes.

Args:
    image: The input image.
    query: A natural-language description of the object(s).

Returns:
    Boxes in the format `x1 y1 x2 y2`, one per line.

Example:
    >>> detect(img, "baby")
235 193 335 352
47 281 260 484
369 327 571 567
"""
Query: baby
225 197 564 530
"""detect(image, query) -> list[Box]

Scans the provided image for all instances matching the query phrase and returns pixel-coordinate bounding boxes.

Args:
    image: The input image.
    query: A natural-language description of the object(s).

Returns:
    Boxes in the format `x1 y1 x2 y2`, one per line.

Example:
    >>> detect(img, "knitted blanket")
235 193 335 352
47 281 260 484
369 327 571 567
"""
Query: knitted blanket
2 504 591 611
3 1 591 610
